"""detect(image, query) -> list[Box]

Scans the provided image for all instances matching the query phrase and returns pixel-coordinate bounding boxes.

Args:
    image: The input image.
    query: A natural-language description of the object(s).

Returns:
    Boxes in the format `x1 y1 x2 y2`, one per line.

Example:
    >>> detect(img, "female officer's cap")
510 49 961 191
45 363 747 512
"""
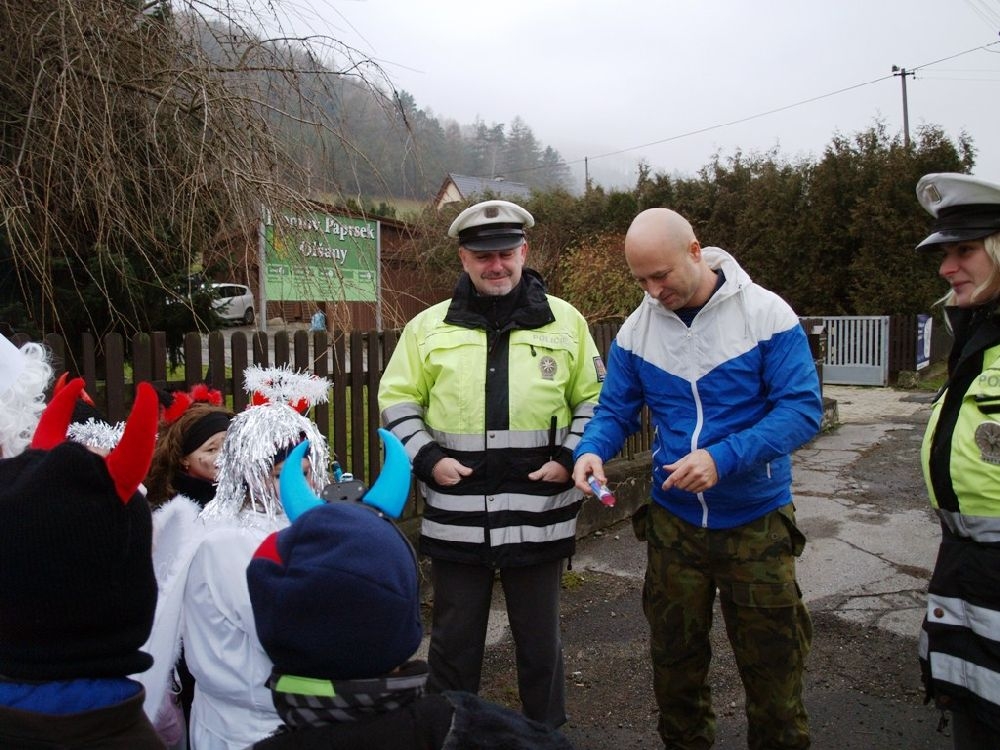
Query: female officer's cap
916 172 1000 250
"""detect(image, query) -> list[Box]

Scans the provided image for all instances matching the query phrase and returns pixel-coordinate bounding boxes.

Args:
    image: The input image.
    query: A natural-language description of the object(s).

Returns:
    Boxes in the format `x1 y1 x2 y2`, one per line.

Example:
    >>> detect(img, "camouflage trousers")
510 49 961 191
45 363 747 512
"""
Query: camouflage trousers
636 502 812 750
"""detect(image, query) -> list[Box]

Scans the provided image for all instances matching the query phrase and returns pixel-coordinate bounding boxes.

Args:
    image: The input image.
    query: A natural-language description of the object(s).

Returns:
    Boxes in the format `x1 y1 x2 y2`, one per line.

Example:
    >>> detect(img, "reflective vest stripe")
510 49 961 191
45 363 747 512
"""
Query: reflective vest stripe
421 519 484 544
936 508 1000 542
926 593 1000 637
565 405 596 453
424 487 581 514
382 403 436 460
420 518 578 546
428 427 569 452
490 519 577 546
382 402 423 424
930 651 1000 705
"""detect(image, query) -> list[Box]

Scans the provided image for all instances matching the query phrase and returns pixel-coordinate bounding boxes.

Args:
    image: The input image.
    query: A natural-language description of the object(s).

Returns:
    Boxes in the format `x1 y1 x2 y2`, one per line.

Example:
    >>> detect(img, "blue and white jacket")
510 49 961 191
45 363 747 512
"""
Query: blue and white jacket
574 247 822 530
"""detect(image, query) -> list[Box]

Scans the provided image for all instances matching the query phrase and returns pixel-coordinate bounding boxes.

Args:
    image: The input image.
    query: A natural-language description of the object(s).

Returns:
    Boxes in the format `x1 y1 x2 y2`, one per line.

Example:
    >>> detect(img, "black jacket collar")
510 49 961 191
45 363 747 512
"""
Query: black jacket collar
945 301 1000 378
444 268 555 332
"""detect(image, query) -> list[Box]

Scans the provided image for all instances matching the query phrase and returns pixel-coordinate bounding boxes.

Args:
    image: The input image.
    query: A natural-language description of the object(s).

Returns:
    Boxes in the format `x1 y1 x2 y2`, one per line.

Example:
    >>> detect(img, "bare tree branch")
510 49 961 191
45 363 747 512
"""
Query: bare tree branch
0 0 407 343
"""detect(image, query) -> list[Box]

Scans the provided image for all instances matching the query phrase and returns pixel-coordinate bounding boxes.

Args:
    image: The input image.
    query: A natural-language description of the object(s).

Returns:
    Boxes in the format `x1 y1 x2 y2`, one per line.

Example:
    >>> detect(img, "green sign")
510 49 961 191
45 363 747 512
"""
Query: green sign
263 210 378 302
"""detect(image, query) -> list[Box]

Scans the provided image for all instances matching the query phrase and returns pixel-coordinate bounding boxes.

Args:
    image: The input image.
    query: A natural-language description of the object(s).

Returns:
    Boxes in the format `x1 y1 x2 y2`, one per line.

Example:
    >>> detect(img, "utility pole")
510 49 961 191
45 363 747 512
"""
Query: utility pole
891 65 914 148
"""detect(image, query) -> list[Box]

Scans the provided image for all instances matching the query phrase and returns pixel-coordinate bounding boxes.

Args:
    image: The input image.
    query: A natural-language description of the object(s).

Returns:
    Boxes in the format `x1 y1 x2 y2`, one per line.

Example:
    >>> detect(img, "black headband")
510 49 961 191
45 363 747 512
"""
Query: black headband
181 411 232 456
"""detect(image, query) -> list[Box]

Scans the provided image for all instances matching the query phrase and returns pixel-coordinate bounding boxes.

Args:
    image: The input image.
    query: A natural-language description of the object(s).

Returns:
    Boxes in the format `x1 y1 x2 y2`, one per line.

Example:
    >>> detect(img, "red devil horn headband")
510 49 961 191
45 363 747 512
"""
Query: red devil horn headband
105 383 158 503
31 378 159 504
31 377 85 450
162 391 193 425
53 371 95 406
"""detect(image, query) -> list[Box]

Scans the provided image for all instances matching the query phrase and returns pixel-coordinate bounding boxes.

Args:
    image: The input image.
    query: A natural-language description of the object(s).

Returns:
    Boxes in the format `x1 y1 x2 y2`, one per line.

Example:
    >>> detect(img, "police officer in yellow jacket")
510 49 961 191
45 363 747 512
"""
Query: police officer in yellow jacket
915 173 1000 748
379 200 604 729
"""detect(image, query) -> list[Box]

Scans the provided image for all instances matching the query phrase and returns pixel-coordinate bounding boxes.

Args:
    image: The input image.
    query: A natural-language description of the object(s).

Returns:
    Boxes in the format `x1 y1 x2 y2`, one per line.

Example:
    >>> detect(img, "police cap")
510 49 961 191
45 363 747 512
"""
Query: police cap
916 172 1000 250
447 200 535 252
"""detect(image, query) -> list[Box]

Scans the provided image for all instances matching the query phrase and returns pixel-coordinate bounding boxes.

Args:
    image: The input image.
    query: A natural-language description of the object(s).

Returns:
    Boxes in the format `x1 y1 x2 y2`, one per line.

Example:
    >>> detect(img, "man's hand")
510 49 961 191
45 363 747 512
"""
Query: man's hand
528 460 570 483
572 453 606 495
661 449 718 494
432 457 473 486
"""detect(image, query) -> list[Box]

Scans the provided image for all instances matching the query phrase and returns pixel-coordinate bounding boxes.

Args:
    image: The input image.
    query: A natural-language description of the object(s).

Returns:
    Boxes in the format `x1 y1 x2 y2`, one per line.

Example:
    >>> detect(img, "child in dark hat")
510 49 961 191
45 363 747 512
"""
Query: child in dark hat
245 440 575 750
0 378 163 748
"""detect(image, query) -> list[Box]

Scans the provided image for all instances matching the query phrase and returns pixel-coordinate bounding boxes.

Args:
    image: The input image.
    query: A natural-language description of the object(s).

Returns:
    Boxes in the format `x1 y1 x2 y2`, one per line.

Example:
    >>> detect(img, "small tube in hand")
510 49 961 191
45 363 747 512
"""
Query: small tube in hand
587 475 616 507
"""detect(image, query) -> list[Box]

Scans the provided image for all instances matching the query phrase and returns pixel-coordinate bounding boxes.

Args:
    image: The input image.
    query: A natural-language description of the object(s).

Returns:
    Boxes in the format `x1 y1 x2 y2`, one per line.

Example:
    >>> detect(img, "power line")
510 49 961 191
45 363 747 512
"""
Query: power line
919 67 1000 72
578 77 890 164
909 39 1000 73
566 38 1000 169
917 74 1000 80
965 0 1000 30
493 37 1000 182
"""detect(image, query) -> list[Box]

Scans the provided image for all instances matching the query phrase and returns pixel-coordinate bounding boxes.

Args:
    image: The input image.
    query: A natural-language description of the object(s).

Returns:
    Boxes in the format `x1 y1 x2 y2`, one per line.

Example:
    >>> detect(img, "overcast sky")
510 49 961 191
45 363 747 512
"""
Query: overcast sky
274 0 1000 191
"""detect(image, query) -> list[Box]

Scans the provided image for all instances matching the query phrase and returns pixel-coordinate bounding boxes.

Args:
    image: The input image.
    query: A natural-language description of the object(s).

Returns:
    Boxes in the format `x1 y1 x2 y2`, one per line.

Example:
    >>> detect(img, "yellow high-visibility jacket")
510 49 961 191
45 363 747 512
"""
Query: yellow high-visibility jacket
379 271 604 567
919 303 1000 726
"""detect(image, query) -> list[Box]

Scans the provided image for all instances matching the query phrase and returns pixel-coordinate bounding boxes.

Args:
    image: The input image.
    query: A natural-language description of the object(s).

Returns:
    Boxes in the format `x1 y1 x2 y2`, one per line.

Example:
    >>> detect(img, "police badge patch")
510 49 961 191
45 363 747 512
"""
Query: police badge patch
975 421 1000 464
593 356 607 382
539 356 557 380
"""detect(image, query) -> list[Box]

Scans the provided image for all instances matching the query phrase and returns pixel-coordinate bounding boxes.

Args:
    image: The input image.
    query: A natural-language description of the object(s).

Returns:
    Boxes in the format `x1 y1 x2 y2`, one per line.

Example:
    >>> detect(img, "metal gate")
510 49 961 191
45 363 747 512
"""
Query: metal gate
819 315 890 386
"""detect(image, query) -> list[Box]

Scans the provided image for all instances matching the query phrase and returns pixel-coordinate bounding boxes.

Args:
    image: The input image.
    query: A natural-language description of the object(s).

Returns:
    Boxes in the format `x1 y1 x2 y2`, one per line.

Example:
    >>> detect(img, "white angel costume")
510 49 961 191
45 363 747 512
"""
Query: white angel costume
136 367 331 750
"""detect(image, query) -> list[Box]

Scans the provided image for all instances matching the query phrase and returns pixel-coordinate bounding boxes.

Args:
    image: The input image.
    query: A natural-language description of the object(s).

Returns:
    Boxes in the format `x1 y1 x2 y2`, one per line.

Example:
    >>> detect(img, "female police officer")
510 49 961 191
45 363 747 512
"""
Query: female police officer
916 172 1000 748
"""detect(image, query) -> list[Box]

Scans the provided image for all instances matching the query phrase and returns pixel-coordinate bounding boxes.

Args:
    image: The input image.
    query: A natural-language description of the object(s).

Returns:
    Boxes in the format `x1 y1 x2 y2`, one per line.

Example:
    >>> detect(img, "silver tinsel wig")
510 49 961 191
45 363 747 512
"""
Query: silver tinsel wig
67 418 125 453
201 366 331 523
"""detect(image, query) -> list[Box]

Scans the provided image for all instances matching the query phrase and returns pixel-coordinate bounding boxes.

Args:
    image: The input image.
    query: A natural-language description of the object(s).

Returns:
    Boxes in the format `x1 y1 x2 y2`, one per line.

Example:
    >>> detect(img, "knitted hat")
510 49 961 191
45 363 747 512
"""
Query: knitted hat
247 503 421 680
0 379 158 680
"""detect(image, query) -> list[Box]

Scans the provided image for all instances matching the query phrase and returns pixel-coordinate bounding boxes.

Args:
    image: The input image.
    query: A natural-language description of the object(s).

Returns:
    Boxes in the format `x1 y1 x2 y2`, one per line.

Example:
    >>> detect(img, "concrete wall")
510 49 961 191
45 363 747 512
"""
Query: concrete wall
575 455 652 539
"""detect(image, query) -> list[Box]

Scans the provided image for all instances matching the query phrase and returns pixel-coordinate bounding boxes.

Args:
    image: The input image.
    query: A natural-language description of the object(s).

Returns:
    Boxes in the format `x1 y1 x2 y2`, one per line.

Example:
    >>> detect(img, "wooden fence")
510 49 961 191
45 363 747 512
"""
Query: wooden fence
9 316 928 519
12 322 649 522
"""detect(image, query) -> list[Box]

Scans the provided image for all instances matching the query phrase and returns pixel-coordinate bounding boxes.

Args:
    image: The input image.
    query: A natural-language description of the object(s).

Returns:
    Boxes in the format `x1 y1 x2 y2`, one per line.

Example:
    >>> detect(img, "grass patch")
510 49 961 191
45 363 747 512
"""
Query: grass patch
910 361 947 392
562 570 587 591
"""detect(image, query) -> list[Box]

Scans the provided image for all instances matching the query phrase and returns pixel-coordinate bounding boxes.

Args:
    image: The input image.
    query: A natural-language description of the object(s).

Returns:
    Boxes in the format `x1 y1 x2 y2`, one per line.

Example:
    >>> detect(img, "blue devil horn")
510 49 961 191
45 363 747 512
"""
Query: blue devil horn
279 440 324 522
362 428 412 519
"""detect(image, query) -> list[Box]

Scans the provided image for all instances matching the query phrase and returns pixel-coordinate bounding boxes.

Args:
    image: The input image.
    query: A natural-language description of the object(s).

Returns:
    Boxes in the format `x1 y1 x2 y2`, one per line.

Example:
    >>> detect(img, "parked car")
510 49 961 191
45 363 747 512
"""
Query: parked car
211 283 255 325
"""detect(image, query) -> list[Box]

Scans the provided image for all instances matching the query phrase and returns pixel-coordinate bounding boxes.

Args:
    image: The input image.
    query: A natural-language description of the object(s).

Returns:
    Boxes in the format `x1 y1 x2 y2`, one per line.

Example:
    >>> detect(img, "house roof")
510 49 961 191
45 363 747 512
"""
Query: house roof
436 173 533 207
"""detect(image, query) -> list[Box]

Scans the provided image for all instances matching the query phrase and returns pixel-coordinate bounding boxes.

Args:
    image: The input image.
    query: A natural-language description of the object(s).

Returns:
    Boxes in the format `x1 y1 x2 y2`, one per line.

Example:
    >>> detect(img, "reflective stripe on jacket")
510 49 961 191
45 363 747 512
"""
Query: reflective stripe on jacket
379 271 603 567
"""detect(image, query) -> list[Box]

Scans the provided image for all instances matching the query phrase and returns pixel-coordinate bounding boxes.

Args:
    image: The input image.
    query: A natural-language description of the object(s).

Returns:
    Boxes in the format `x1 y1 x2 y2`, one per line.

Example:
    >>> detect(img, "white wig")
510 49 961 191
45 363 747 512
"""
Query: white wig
0 339 54 458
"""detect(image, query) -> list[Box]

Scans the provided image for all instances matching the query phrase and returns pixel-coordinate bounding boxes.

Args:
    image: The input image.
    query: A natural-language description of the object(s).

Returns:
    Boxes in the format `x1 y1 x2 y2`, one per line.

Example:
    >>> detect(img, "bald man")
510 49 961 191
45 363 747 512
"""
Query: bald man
573 208 822 749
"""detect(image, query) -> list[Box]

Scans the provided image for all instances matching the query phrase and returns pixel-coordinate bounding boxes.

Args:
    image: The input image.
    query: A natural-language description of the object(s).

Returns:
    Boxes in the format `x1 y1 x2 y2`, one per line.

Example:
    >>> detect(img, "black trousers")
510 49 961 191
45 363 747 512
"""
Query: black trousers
426 557 567 728
951 709 998 749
